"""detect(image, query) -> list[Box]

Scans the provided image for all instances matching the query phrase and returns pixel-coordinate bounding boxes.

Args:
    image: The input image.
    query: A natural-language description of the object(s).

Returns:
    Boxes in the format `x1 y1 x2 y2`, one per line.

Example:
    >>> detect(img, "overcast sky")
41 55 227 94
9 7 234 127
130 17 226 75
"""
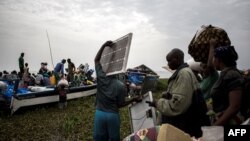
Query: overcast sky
0 0 249 75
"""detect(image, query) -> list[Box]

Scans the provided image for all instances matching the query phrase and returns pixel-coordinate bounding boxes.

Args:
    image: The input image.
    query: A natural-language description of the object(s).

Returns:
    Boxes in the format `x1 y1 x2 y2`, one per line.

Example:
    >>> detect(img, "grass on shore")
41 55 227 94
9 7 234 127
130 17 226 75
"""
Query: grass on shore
0 79 167 141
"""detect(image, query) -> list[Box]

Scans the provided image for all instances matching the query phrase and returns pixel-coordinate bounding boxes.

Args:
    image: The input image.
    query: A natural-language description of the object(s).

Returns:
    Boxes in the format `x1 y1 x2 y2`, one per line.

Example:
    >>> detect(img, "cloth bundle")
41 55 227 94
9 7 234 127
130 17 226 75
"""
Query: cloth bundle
188 25 231 63
123 124 193 141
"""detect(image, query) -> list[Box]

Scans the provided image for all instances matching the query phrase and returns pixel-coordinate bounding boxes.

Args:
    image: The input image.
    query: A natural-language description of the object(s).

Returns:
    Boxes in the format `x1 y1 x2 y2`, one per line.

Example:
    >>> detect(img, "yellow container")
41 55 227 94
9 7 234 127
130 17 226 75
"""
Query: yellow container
50 75 56 86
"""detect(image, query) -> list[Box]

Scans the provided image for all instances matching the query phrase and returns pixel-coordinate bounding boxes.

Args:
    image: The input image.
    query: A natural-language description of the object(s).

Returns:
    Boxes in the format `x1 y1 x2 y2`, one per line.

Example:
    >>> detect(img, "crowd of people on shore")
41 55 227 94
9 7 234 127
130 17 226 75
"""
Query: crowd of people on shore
0 53 96 89
0 53 97 110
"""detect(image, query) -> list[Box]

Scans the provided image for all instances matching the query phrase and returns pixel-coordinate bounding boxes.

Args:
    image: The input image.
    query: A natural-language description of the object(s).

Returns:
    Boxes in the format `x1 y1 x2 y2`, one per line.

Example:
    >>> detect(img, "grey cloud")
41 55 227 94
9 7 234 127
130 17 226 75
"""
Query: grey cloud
0 0 249 72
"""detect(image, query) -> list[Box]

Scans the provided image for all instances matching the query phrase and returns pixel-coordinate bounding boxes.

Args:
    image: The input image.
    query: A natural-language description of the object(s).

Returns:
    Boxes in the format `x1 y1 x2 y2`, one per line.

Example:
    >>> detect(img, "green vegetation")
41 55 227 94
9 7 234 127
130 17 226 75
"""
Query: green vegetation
0 79 167 141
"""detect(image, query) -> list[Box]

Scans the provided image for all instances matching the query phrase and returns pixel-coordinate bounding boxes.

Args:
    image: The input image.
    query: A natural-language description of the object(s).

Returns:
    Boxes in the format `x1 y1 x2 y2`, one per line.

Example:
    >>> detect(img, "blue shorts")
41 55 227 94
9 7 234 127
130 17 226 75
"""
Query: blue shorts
93 110 120 141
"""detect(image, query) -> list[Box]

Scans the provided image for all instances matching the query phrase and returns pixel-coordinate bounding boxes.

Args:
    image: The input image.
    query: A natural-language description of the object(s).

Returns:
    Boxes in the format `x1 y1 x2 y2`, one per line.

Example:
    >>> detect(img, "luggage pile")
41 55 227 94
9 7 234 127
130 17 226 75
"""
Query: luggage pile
126 64 159 96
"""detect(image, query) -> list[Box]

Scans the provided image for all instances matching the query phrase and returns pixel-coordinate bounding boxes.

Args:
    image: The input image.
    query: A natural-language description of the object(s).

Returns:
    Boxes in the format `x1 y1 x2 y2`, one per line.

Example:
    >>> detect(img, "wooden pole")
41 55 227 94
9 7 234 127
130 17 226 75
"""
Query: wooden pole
46 30 54 68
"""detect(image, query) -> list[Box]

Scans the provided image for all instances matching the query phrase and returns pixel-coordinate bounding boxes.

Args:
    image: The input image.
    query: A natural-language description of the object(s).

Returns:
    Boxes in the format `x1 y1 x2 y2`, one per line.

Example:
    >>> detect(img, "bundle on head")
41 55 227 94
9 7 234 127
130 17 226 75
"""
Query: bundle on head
188 25 231 63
